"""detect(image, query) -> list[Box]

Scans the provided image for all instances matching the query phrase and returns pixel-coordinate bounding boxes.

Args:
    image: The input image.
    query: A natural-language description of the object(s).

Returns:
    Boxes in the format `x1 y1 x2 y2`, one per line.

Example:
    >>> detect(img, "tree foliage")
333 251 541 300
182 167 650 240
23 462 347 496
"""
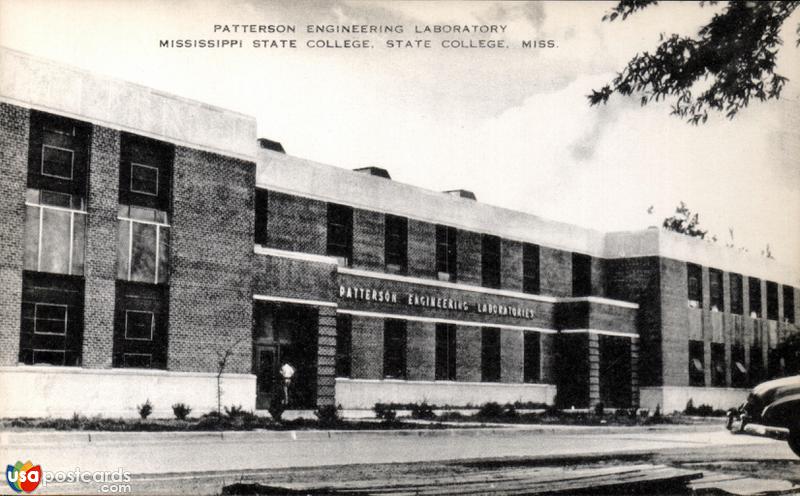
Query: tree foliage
590 1 800 124
662 201 708 238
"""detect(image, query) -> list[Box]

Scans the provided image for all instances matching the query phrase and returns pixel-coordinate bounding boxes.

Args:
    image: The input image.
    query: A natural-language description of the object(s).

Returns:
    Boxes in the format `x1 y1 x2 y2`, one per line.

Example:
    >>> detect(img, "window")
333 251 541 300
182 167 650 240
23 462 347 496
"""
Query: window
28 111 90 199
572 253 591 297
522 244 540 294
384 215 408 273
766 282 778 320
481 235 501 289
335 315 352 378
688 340 705 386
709 269 723 311
19 272 84 366
749 278 761 318
731 344 747 387
710 343 726 387
435 225 458 281
24 189 86 276
784 286 796 323
687 264 703 308
383 320 406 379
119 134 173 211
750 345 764 386
481 327 501 382
326 203 353 265
730 273 743 315
41 145 74 179
117 205 170 284
435 323 457 381
113 282 168 369
254 188 269 246
768 348 784 379
523 332 541 383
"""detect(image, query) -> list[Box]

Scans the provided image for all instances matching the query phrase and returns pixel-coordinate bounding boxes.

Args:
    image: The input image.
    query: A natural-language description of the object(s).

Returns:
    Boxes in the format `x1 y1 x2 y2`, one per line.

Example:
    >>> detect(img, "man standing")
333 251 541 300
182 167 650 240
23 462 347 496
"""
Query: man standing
279 362 296 406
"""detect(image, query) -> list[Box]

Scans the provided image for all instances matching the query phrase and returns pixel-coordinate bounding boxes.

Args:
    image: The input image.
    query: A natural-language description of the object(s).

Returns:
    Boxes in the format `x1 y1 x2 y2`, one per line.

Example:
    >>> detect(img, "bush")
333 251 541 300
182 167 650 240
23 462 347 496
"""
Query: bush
653 404 662 419
477 402 504 419
502 403 519 420
224 405 245 418
172 403 192 420
685 399 695 415
374 403 397 422
137 400 153 420
410 402 436 420
315 405 341 426
594 402 605 417
544 404 560 416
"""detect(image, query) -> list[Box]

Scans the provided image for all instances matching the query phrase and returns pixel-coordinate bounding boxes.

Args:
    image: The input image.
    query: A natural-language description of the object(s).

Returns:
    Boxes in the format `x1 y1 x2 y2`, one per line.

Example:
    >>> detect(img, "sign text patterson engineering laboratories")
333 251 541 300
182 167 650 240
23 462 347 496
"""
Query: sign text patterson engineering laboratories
338 285 536 319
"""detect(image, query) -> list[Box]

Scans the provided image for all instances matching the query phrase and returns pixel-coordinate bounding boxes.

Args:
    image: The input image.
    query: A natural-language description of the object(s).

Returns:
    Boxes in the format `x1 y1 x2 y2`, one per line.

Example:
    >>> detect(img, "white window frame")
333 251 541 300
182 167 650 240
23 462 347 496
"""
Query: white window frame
41 145 75 180
32 349 66 365
125 310 155 341
123 353 152 368
26 196 87 276
130 163 159 196
119 208 170 284
33 303 68 336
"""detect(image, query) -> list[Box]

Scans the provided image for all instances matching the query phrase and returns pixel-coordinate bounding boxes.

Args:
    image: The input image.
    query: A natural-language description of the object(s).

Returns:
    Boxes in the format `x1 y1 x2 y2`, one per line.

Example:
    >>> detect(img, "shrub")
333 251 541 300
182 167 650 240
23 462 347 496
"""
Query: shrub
374 403 397 422
594 402 605 417
268 402 284 422
502 403 519 420
172 403 192 420
315 405 341 426
411 402 436 420
653 404 662 419
137 400 153 420
224 405 245 418
544 404 560 416
477 402 504 419
685 399 696 415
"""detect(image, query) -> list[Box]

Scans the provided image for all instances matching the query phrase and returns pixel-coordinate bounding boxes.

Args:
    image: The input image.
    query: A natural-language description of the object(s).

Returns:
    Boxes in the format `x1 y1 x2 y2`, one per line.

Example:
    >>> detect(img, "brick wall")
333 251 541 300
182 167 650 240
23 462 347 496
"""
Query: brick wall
0 103 28 366
501 239 523 292
660 258 690 387
350 315 383 379
253 256 336 302
407 219 436 278
266 191 327 254
500 329 523 383
590 258 605 297
168 147 255 374
317 306 337 407
352 208 384 271
82 125 119 368
407 320 435 380
456 230 481 286
455 325 481 382
540 333 556 384
539 247 571 297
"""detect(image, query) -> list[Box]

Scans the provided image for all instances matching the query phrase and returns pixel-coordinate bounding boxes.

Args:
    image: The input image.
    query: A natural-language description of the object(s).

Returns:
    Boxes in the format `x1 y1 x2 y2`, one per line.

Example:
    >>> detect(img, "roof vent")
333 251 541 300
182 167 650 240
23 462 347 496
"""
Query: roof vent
258 138 285 153
444 189 477 201
353 166 391 179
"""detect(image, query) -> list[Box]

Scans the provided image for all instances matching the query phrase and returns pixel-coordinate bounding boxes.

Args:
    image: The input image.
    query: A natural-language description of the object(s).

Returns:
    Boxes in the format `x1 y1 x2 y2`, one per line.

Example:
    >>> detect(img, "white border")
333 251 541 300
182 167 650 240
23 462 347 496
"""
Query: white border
336 308 558 334
253 294 338 308
124 310 154 341
33 303 68 335
561 328 639 338
40 144 74 180
130 162 159 196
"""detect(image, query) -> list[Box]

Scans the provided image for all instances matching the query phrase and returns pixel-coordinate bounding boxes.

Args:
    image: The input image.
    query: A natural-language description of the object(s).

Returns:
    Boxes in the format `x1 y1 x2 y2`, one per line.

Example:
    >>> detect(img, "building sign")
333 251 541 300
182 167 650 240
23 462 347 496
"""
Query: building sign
338 284 536 320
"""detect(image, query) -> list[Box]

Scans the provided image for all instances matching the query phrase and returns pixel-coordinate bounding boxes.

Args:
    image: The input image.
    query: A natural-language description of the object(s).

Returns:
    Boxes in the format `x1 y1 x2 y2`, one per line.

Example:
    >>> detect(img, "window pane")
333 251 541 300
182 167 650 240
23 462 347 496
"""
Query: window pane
39 208 71 274
33 350 66 365
524 332 540 383
157 227 170 284
117 220 130 279
40 190 72 208
126 311 154 340
41 146 73 179
130 222 157 282
481 328 501 382
71 214 85 276
35 304 67 335
130 163 159 195
24 205 40 270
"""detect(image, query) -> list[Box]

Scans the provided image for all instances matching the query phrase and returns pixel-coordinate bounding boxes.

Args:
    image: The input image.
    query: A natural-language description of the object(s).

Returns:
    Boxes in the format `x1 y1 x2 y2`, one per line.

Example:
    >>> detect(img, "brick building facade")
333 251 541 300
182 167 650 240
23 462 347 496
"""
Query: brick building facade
1 47 798 417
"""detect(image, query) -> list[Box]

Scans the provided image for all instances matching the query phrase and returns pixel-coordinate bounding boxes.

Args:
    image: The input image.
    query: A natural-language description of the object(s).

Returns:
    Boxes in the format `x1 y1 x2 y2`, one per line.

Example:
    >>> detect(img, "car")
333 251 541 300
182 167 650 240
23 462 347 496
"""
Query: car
727 375 800 456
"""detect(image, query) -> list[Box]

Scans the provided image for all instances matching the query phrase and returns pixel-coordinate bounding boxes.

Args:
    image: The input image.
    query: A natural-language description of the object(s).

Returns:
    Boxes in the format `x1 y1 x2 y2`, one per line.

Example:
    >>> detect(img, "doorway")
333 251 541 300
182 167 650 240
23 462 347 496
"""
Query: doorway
253 302 318 409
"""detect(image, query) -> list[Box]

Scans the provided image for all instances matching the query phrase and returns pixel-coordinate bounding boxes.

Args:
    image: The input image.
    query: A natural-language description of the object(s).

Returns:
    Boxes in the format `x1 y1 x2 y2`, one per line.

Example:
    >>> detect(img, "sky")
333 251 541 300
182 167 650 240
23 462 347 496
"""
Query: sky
1 0 798 264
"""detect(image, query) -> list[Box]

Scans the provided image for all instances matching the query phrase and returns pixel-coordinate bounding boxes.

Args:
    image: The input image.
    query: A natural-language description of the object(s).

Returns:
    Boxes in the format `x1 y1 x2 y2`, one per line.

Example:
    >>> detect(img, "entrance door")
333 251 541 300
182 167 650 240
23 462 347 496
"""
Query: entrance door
254 345 276 410
599 335 632 408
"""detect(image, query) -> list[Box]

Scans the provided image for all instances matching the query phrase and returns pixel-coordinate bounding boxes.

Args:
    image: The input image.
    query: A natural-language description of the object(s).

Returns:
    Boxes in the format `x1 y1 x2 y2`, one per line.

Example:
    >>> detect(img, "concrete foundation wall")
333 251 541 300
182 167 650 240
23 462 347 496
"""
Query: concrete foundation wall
640 386 748 413
335 378 556 409
0 366 255 418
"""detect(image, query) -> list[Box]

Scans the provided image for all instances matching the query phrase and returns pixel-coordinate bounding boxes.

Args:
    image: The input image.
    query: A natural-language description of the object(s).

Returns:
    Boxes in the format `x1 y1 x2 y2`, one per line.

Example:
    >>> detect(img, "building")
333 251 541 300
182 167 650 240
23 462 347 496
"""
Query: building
0 47 798 418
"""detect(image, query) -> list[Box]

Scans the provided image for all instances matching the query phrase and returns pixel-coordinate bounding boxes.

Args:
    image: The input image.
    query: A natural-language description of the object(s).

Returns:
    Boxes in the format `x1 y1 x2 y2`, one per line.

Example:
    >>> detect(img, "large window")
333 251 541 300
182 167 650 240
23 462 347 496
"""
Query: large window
523 331 541 383
326 203 353 265
254 188 269 246
24 189 86 276
522 243 540 294
750 344 764 386
481 327 501 382
117 205 170 284
687 263 703 308
748 277 761 318
119 134 173 212
730 273 743 315
435 225 458 281
784 286 796 323
435 323 457 381
383 319 406 379
689 340 705 386
335 315 352 378
572 253 591 297
710 343 726 387
112 282 168 369
731 344 747 387
709 268 723 311
19 272 84 366
384 214 408 273
481 235 501 289
28 111 90 199
766 281 778 321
